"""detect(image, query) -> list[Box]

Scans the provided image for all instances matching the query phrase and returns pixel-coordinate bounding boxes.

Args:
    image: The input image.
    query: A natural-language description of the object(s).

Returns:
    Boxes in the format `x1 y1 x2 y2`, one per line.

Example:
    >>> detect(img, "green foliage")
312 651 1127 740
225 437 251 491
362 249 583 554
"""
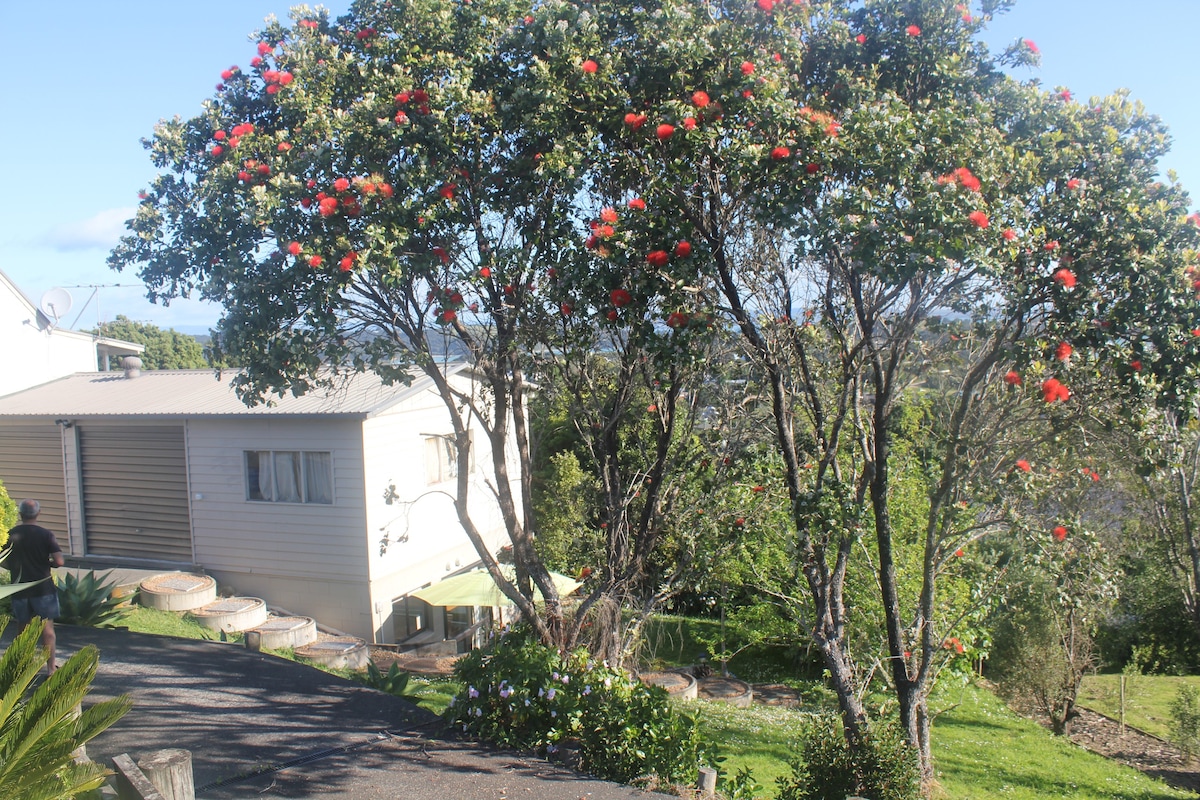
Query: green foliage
0 480 16 549
1170 683 1200 761
55 571 131 628
0 615 131 799
776 714 920 800
719 764 765 800
450 628 712 785
91 315 206 370
354 662 438 709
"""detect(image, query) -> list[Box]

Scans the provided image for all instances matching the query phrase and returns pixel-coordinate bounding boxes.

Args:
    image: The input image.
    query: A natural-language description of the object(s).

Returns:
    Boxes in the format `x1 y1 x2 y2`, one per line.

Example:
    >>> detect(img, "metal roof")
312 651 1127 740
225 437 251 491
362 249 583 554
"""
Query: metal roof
0 367 451 419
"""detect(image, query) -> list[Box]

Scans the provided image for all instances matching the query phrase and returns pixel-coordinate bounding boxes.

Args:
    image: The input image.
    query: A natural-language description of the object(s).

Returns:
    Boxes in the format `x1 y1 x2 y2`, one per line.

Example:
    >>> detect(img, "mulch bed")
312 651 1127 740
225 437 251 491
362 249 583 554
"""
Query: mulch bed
1066 708 1200 793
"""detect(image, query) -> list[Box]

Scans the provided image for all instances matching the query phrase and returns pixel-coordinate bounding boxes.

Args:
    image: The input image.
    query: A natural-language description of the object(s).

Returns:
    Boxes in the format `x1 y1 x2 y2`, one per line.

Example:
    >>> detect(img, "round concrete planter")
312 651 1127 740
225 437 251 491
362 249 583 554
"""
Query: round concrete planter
244 616 318 651
139 573 217 612
640 670 698 701
697 675 754 707
294 636 370 670
188 597 269 633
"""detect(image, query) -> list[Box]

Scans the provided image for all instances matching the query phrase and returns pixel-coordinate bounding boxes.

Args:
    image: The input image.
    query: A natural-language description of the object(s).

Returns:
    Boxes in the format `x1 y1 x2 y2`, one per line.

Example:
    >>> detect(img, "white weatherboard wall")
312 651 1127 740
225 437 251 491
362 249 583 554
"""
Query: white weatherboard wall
186 416 374 638
0 276 99 397
362 377 514 643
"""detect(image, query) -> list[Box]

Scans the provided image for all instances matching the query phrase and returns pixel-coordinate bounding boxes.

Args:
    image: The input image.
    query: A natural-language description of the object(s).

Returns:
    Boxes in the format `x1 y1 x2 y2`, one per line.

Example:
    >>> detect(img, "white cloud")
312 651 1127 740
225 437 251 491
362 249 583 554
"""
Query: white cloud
42 207 136 252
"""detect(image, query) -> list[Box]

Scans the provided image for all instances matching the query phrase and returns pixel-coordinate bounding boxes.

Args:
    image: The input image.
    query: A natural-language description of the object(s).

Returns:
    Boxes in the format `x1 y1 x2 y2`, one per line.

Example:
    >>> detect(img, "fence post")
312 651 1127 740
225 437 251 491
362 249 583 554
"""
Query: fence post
138 748 195 800
697 766 717 799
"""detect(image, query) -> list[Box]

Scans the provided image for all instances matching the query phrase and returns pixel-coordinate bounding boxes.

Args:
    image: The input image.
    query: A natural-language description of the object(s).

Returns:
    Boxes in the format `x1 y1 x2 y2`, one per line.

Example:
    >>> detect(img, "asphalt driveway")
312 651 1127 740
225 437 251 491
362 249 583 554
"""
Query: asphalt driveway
5 625 672 800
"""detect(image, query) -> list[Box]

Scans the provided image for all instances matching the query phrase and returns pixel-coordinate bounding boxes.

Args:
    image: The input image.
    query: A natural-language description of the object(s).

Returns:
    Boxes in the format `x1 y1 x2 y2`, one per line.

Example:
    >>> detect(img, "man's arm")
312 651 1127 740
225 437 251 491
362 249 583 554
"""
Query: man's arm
50 551 64 568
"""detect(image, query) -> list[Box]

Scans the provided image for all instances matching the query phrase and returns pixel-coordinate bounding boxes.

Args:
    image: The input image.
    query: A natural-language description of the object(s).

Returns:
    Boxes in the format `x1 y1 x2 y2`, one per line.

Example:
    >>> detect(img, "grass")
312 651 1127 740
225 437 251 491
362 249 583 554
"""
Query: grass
1077 674 1200 742
930 683 1192 800
689 700 810 792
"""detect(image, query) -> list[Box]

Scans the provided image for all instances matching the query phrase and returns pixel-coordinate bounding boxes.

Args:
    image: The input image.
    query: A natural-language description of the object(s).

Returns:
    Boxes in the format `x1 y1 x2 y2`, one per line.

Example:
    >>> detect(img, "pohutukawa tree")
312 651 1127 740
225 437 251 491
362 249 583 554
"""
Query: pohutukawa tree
110 0 721 661
533 0 1200 786
112 0 1200 788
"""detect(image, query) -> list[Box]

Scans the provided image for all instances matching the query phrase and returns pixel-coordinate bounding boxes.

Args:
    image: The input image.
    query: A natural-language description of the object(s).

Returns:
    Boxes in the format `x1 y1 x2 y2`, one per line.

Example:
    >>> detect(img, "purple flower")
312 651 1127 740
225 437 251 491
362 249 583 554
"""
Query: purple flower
547 688 557 701
583 685 592 696
468 686 479 699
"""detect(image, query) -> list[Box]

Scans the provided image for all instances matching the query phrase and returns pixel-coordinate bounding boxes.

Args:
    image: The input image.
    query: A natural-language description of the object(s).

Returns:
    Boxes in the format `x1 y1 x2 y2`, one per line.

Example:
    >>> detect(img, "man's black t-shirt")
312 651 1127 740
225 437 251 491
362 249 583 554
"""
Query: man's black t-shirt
3 523 61 598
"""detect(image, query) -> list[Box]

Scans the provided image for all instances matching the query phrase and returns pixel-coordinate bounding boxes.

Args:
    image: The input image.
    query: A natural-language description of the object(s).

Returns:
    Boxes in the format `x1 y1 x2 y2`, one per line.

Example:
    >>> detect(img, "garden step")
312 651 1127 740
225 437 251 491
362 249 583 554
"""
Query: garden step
243 615 318 650
138 573 217 612
187 596 269 634
294 633 369 670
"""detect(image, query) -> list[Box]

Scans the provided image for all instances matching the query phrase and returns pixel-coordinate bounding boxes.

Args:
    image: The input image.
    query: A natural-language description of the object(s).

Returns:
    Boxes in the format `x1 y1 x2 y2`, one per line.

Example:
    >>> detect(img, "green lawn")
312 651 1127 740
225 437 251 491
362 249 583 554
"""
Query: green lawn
691 683 1192 800
1077 674 1200 743
930 683 1191 800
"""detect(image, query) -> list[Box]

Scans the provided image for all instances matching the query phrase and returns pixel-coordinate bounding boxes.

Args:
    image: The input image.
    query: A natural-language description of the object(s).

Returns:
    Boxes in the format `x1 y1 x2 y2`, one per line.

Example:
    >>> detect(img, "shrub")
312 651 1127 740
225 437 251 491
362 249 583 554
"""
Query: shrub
776 713 920 800
449 627 713 785
56 571 131 628
1170 683 1200 761
0 480 17 548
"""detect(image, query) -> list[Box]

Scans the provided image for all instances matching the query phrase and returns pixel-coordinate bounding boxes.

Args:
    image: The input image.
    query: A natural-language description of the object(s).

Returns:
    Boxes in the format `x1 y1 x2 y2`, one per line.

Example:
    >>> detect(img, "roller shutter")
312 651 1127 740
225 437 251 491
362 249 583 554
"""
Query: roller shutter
79 424 192 562
0 424 69 551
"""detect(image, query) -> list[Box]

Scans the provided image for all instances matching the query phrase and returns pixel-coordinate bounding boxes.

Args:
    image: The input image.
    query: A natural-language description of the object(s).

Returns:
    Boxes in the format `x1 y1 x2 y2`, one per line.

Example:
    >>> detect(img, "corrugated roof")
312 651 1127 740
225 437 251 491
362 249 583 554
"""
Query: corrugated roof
0 367 451 418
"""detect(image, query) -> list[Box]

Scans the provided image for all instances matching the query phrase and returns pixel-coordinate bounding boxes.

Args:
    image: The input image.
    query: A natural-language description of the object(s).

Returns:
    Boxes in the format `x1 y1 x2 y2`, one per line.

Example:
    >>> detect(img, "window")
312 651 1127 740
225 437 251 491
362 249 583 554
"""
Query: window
393 596 431 642
245 450 334 504
424 432 473 485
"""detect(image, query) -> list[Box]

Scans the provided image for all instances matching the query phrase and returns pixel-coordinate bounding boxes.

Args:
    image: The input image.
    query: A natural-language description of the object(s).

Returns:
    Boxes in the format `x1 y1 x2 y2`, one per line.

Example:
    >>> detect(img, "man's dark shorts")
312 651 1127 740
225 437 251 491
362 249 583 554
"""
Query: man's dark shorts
11 593 60 625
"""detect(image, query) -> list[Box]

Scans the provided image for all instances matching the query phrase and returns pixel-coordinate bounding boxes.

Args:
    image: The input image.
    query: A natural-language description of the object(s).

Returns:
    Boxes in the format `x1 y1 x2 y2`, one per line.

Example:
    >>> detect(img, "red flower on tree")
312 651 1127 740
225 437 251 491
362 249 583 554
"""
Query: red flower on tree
287 241 301 256
740 61 755 75
674 241 692 258
1002 228 1017 241
627 197 646 211
656 123 675 140
1052 525 1068 542
682 117 697 130
666 311 689 328
1055 342 1073 362
1042 378 1070 403
1131 360 1143 371
1023 39 1039 54
308 255 323 267
1016 460 1031 472
968 210 990 228
624 112 647 129
1053 267 1076 288
439 183 457 200
610 288 632 307
905 24 921 36
1066 178 1081 190
581 59 598 73
1004 370 1022 386
646 250 670 268
600 207 618 224
771 146 791 160
692 90 710 108
855 33 866 44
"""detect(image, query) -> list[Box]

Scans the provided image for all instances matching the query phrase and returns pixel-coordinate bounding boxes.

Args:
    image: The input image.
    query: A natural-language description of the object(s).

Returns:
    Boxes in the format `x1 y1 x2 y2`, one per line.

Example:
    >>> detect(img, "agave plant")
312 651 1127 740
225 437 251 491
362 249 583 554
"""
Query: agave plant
56 571 131 629
356 662 434 707
0 613 131 799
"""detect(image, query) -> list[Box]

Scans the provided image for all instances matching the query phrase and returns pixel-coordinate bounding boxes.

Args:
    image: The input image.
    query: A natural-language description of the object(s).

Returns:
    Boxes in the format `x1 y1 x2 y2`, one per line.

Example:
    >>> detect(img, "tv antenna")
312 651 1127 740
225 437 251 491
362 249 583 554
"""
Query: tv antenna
38 288 74 328
64 284 138 330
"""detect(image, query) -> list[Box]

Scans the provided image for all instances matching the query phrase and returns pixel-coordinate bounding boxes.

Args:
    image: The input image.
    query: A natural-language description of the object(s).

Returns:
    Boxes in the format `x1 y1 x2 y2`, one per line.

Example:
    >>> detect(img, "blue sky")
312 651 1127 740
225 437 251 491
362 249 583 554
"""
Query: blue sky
1 1 1196 335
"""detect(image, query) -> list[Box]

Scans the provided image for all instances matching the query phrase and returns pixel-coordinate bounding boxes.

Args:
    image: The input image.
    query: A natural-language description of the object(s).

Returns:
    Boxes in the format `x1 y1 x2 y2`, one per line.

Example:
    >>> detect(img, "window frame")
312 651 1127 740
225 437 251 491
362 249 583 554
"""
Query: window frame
244 449 335 505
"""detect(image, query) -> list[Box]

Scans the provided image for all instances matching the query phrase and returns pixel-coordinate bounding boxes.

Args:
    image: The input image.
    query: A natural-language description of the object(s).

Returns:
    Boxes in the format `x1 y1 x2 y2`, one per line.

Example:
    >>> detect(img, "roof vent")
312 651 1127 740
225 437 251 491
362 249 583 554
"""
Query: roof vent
122 356 143 379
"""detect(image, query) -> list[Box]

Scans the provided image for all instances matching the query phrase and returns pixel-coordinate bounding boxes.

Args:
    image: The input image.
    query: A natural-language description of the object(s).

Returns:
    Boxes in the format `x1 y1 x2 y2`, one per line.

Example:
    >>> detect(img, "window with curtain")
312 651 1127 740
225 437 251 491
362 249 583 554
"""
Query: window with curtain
245 450 334 504
424 432 473 485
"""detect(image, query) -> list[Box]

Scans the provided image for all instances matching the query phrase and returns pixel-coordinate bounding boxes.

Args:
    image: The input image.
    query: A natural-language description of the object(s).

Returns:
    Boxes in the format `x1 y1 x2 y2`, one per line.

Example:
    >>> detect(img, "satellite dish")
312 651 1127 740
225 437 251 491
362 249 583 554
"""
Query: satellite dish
39 287 74 325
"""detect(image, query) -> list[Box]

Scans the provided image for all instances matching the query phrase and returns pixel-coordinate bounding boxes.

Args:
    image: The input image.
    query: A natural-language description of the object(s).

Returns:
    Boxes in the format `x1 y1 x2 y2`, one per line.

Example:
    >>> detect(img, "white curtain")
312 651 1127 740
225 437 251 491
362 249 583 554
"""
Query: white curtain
273 451 302 503
253 451 273 501
304 451 333 504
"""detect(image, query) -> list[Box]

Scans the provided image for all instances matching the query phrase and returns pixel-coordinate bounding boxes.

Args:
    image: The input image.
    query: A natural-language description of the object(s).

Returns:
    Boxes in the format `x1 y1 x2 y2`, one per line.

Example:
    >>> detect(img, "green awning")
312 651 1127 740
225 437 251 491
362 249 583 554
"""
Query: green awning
411 566 582 607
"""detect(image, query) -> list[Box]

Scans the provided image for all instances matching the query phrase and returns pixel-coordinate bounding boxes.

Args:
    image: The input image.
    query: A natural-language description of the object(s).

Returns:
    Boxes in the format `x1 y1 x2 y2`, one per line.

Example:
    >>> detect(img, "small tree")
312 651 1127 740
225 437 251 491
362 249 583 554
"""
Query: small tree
0 480 17 548
91 315 206 369
1170 683 1200 762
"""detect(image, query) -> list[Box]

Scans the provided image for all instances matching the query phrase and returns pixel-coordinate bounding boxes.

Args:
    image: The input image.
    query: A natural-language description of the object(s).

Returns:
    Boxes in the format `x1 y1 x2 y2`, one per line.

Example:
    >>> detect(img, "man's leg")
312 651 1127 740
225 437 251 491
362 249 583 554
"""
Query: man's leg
42 619 56 674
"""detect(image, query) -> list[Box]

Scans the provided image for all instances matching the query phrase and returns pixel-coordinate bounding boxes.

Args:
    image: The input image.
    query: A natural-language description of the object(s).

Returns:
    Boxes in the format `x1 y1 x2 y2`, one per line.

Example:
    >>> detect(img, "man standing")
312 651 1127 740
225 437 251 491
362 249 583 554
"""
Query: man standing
3 499 64 674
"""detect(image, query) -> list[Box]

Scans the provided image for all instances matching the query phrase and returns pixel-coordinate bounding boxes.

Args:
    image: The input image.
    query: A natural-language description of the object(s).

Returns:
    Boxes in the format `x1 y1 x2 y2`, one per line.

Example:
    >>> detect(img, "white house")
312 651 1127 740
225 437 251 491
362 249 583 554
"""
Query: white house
0 366 515 643
0 269 144 397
